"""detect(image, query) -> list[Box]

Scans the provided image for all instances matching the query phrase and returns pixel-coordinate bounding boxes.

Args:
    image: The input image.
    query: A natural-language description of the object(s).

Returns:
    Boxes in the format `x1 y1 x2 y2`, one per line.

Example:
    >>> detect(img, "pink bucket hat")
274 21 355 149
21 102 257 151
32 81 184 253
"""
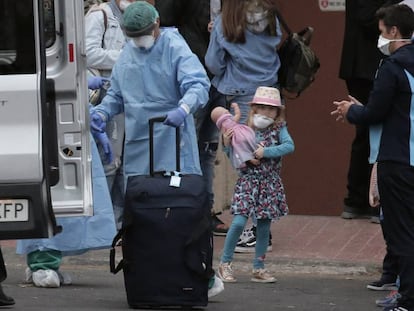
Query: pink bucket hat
248 86 282 107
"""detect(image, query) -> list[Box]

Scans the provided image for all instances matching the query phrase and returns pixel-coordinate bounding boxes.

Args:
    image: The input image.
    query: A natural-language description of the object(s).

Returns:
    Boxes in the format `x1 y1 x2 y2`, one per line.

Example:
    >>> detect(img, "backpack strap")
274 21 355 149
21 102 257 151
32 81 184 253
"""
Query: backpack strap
86 5 108 48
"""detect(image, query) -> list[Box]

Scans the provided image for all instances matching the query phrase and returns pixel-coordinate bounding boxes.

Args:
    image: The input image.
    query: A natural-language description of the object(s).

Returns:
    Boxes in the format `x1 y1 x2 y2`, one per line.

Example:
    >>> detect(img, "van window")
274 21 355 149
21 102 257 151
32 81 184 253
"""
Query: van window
0 0 36 74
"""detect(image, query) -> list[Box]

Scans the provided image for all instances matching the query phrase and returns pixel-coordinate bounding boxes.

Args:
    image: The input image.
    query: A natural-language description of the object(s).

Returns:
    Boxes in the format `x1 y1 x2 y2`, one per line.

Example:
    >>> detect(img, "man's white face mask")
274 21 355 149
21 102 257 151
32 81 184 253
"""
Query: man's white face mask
377 34 411 56
132 34 155 49
119 0 132 11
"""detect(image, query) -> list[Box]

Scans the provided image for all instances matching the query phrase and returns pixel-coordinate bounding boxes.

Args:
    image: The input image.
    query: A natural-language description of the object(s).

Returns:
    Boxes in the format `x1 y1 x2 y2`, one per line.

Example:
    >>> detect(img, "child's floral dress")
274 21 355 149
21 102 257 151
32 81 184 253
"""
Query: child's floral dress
231 121 289 220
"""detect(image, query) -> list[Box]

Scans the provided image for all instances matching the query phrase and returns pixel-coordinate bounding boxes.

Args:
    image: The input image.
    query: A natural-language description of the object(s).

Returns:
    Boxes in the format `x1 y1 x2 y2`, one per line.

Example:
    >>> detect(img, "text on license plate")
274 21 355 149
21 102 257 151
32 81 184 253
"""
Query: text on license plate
0 199 29 222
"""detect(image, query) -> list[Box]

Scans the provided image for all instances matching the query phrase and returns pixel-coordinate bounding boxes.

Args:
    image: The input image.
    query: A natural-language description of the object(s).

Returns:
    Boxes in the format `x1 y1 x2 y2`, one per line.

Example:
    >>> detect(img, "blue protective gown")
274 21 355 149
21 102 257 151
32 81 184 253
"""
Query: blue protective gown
93 29 210 177
16 136 116 255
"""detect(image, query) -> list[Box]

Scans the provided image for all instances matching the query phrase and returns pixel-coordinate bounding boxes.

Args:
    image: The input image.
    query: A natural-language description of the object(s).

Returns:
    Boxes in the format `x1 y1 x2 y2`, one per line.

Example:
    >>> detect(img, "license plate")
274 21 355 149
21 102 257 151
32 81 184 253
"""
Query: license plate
0 199 29 222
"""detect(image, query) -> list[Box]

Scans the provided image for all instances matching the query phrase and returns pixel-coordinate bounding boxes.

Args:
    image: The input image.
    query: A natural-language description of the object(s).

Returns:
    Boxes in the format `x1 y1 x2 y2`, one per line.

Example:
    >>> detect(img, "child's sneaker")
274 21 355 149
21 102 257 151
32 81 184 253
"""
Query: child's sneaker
217 262 237 283
251 268 276 283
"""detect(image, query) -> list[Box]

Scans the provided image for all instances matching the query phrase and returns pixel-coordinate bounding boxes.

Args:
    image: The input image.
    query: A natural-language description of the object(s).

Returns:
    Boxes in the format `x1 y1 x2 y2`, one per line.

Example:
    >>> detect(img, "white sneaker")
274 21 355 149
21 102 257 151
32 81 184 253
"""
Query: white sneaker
208 275 224 298
32 269 60 288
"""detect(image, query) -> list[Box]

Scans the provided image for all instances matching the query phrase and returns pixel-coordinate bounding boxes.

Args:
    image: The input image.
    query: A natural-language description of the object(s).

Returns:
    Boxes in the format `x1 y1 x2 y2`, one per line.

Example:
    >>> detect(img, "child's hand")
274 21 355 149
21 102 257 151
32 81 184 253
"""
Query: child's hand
222 128 233 147
253 143 264 159
248 159 261 166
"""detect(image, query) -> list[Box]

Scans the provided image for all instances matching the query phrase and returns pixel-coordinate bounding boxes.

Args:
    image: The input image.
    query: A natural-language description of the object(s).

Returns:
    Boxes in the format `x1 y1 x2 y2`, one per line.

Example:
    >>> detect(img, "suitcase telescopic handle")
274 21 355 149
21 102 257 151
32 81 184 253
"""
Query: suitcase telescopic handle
149 117 180 176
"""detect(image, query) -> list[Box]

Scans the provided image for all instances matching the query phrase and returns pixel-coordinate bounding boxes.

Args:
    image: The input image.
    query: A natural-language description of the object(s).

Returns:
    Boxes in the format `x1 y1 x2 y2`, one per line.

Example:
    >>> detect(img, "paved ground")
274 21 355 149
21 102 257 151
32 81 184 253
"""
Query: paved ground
0 215 387 310
216 213 385 274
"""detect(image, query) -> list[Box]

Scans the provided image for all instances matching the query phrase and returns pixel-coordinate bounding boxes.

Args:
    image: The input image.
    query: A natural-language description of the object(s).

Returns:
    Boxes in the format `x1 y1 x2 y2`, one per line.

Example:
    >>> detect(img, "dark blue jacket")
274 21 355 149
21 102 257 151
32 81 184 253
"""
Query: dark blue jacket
347 44 414 166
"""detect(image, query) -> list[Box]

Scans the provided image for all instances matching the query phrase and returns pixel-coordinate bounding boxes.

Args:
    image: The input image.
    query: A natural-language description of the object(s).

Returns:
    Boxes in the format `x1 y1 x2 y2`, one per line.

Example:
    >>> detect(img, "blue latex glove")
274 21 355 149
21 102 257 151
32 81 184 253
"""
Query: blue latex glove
163 106 188 127
90 111 106 133
93 131 113 164
88 76 109 90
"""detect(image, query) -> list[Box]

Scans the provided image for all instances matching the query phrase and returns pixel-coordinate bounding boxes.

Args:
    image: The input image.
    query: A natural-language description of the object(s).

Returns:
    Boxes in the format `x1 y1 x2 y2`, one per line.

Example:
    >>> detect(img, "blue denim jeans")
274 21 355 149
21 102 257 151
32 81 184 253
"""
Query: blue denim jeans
221 215 271 269
195 87 222 208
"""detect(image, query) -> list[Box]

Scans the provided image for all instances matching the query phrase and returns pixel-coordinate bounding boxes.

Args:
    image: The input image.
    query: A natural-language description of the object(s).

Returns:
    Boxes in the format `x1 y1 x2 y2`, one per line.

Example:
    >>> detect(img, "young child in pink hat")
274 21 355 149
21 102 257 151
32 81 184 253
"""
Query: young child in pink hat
216 86 295 284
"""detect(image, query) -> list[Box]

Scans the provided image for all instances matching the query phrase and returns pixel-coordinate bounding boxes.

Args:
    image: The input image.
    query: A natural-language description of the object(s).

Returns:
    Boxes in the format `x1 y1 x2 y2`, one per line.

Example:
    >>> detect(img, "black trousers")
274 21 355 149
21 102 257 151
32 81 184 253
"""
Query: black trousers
379 162 414 308
0 248 6 283
380 220 399 283
344 79 373 212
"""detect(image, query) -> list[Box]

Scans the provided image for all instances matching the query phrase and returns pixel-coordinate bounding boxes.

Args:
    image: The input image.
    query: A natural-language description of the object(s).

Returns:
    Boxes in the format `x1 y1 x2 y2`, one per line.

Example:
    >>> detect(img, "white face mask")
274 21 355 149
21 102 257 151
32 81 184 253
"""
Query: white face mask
377 35 411 56
118 0 132 11
132 35 155 49
246 10 269 33
253 114 274 129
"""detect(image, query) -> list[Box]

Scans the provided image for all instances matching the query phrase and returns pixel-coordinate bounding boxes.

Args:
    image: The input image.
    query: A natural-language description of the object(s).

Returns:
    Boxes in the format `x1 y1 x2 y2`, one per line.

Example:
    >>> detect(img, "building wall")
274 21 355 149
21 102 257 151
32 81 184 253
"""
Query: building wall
213 1 356 216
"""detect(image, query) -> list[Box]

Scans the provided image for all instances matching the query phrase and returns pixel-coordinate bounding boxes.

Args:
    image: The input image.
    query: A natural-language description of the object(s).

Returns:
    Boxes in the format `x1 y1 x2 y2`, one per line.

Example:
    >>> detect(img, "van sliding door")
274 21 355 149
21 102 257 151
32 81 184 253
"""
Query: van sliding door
0 0 59 239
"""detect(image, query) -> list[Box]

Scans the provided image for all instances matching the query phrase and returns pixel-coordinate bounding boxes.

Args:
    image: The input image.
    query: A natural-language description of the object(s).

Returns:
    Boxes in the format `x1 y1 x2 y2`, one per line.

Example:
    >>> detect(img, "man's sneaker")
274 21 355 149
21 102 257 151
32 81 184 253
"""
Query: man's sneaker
341 205 371 219
376 290 401 308
212 214 229 236
251 268 276 283
235 226 272 253
382 307 409 311
370 216 381 224
208 275 224 298
367 279 398 291
217 262 237 283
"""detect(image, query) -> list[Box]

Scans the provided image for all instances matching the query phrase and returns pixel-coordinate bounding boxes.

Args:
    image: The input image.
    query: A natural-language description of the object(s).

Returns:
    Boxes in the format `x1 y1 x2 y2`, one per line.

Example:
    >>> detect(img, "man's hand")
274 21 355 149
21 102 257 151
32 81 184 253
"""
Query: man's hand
330 95 361 122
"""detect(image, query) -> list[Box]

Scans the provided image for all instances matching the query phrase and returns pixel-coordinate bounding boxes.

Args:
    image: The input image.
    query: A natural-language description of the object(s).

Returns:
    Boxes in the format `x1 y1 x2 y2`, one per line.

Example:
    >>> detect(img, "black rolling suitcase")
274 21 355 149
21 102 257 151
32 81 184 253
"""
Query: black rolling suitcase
110 117 213 309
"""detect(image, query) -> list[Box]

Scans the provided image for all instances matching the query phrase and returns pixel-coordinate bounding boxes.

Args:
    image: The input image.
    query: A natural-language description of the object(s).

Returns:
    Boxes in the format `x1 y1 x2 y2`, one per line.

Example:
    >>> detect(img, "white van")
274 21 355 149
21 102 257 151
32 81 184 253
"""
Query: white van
0 0 93 239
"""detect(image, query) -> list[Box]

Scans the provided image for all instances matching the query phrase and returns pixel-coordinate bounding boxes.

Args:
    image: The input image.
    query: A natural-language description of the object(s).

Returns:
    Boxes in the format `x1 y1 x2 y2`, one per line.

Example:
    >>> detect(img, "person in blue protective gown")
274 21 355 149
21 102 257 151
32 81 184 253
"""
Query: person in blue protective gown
16 77 116 288
90 1 210 179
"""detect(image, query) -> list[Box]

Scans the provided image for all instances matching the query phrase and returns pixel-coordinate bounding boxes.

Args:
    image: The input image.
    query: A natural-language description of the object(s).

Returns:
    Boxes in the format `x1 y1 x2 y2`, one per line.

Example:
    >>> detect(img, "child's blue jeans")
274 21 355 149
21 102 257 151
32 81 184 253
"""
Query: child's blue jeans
221 214 271 269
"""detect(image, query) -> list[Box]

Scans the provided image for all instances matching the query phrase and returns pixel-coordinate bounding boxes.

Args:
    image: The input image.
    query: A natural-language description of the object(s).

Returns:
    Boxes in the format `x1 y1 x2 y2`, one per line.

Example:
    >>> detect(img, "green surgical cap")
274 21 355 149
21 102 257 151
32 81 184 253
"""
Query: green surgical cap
122 2 159 37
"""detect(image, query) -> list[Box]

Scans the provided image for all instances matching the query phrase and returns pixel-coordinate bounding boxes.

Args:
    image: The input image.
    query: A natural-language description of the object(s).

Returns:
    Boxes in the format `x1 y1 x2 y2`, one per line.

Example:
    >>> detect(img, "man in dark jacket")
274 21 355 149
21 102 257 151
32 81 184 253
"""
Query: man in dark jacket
332 4 414 310
338 0 400 222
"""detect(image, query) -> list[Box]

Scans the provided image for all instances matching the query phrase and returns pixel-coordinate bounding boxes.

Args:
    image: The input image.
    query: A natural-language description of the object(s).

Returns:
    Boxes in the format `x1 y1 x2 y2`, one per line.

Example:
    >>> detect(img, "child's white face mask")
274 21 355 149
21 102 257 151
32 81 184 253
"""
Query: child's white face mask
253 114 274 129
246 10 269 33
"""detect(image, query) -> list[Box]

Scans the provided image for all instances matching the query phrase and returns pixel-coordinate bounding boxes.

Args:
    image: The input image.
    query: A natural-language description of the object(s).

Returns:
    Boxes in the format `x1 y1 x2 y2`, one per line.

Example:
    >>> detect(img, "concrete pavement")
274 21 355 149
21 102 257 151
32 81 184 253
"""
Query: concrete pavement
0 215 387 310
216 214 385 275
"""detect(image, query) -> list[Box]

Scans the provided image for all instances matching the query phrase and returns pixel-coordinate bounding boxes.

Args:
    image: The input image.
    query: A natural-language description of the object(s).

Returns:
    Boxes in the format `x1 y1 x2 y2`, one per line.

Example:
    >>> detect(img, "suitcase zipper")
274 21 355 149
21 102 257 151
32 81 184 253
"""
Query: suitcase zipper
165 207 170 218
